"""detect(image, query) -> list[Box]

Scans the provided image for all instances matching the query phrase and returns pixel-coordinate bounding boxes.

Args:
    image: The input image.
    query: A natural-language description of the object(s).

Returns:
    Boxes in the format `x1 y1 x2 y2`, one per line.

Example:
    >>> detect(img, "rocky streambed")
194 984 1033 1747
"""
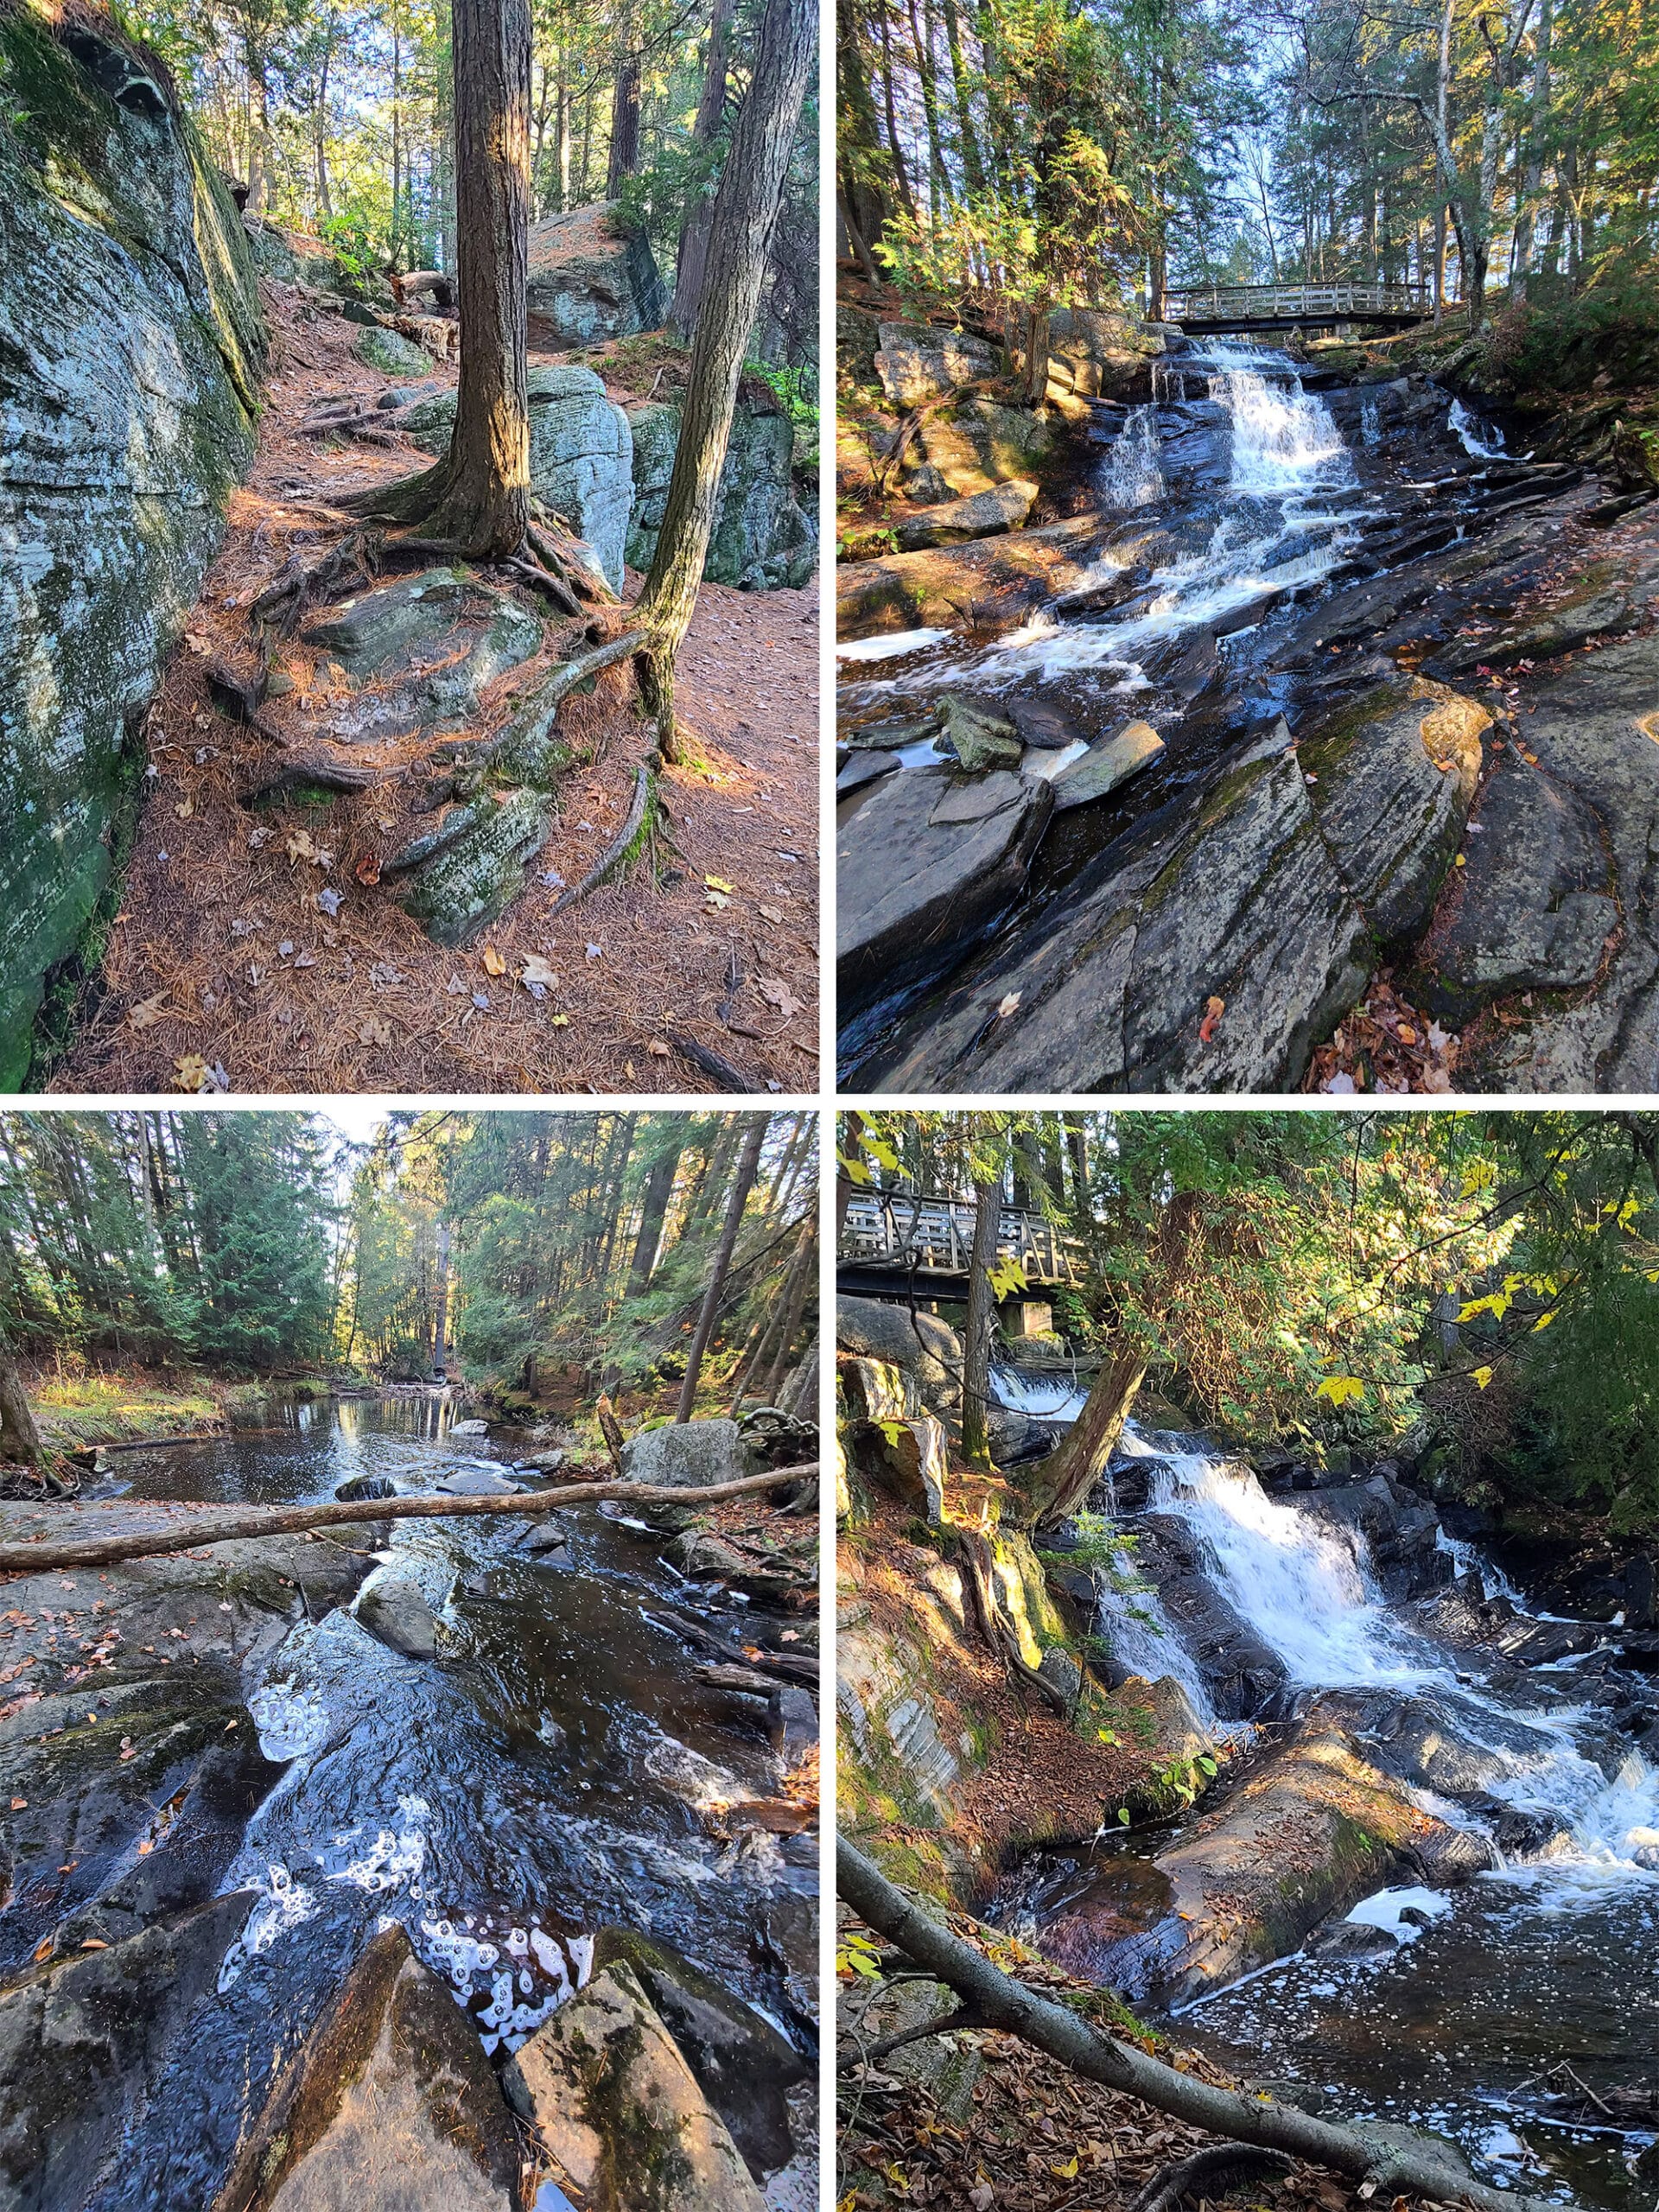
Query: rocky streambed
836 327 1659 1092
991 1426 1659 2209
0 1391 818 2210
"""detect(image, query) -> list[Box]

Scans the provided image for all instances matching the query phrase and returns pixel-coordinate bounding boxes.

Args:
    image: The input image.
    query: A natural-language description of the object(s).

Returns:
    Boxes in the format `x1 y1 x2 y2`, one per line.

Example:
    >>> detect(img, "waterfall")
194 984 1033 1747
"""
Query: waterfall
1205 347 1353 495
1449 394 1505 458
1360 393 1380 446
1102 406 1166 508
1136 1444 1659 1897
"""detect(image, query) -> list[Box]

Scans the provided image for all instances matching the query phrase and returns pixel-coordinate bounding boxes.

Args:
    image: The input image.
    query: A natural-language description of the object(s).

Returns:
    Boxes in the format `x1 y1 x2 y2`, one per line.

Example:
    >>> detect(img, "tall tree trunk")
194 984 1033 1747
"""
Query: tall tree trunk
431 1219 451 1371
633 0 813 749
676 1118 767 1422
959 1168 1001 1471
757 1223 817 1403
879 10 917 219
669 0 737 335
0 1354 44 1467
1017 1342 1147 1529
353 0 531 555
245 46 270 218
553 63 569 211
626 1142 683 1297
607 23 640 195
940 0 983 197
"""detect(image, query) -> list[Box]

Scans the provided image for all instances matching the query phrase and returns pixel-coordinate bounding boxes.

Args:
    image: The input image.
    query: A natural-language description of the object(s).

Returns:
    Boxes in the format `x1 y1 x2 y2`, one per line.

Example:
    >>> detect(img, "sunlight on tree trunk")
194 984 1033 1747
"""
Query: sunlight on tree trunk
0 1356 44 1468
352 0 531 556
632 0 814 757
959 1171 1001 1471
1017 1342 1147 1529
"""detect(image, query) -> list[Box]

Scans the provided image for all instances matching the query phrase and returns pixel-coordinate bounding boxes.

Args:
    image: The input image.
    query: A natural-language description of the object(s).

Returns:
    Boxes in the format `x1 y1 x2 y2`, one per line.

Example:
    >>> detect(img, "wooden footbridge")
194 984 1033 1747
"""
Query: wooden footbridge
1161 281 1433 333
838 1190 1082 1301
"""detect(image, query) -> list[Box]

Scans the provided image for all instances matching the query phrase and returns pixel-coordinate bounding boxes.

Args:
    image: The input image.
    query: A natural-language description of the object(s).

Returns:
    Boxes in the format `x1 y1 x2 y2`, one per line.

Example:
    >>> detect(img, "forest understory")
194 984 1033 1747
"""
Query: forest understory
49 276 819 1098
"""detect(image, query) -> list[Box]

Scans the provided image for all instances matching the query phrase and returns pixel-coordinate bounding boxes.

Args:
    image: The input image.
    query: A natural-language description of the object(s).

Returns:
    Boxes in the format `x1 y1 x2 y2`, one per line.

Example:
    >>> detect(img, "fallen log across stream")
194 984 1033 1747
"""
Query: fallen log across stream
838 1839 1579 2212
0 1463 817 1575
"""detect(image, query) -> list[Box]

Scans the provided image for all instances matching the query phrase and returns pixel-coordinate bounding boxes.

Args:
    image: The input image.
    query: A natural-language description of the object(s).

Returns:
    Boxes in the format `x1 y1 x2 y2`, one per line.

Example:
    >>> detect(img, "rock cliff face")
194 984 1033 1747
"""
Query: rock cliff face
525 200 666 345
626 391 817 589
0 1 264 1084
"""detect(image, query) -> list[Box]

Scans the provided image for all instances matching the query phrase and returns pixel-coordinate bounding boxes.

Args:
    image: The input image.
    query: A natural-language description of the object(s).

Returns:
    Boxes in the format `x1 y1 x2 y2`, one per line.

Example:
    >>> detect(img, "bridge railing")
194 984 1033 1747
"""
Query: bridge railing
1161 281 1430 321
840 1191 1081 1287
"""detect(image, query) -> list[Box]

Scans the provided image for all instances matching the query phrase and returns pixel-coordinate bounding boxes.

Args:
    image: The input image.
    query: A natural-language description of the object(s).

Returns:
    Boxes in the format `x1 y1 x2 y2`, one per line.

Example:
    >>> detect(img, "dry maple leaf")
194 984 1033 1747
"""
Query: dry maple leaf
480 945 507 977
285 830 321 865
519 954 558 989
172 1052 210 1093
354 853 381 886
1198 994 1225 1044
130 992 171 1031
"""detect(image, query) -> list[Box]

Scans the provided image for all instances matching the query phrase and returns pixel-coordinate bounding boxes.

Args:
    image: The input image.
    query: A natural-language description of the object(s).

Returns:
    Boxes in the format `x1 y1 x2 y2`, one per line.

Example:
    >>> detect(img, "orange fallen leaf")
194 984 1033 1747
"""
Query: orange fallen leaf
355 854 381 886
480 945 507 976
1198 995 1225 1044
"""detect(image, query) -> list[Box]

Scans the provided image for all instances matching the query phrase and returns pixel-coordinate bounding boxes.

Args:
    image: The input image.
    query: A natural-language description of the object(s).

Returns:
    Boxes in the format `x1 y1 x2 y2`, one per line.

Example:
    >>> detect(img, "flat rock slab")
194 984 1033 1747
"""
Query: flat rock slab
299 570 542 741
861 734 1367 1090
0 1890 256 2212
502 1961 765 2211
217 1925 519 2211
836 750 899 797
434 1467 524 1496
1431 758 1617 1007
874 321 1001 410
839 766 1053 1017
1051 719 1164 810
1298 676 1491 943
894 480 1036 550
836 518 1112 639
620 1417 751 1490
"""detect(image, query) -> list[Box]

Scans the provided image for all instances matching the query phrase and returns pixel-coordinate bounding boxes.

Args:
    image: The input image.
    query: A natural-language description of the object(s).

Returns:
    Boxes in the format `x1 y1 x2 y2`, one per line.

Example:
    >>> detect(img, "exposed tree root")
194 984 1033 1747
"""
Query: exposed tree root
839 1840 1576 2212
237 755 383 805
957 1525 1071 1714
1129 2145 1297 2212
251 529 384 632
504 554 581 616
552 762 654 914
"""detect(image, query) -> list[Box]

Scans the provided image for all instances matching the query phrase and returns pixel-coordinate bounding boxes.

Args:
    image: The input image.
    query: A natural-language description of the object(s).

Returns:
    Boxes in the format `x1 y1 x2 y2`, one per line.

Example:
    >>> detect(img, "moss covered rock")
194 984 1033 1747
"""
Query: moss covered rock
625 392 816 589
353 322 434 377
0 1 264 1084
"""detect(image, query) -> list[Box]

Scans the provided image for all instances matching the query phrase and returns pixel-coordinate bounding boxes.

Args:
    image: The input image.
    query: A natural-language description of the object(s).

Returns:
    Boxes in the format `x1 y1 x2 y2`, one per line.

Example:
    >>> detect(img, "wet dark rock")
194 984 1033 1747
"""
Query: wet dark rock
216 1924 519 2211
620 1417 751 1489
1128 1516 1290 1719
1298 1475 1452 1603
1423 572 1639 677
334 1473 397 1503
895 480 1037 550
356 1574 442 1660
1497 1618 1601 1666
589 1929 809 2178
1050 720 1165 811
938 695 1023 772
0 1890 257 2212
1308 1918 1399 1961
836 750 899 798
768 1686 817 1763
524 1516 573 1555
837 765 1053 1019
503 1960 766 2210
860 727 1370 1092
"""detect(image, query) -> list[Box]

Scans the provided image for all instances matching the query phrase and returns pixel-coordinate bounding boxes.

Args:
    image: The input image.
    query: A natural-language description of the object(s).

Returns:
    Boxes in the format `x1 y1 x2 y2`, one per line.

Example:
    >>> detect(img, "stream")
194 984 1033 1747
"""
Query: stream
837 334 1611 1084
84 1390 817 2208
988 1409 1659 2210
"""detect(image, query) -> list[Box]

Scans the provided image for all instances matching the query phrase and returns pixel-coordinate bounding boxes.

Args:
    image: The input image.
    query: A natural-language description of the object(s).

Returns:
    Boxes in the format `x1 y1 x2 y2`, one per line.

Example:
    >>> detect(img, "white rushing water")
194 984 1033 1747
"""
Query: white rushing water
1449 393 1506 458
847 339 1366 701
1117 1442 1659 1901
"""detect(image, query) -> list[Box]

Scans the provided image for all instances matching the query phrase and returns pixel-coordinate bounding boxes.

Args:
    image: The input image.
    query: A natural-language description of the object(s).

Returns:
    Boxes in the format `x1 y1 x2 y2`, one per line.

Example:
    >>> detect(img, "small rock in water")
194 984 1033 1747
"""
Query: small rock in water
435 1468 524 1497
450 1417 490 1436
335 1474 397 1503
356 1575 442 1661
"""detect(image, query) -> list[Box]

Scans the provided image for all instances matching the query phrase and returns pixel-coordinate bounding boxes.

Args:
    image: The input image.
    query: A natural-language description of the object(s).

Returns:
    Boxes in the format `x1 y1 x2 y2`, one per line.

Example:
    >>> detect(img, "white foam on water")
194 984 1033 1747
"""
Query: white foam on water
248 1676 330 1762
1450 395 1506 457
1344 1885 1452 1941
836 628 951 662
217 1864 317 1989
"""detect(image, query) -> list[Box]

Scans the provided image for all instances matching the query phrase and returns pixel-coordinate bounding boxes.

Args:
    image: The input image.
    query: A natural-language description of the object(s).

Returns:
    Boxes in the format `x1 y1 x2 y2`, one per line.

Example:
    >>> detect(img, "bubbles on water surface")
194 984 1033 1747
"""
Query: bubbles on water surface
217 1865 318 1990
248 1676 330 1762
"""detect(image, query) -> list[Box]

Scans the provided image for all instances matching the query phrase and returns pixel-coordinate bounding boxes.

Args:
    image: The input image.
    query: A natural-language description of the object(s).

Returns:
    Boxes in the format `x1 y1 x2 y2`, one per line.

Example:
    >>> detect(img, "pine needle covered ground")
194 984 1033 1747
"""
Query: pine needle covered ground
49 276 818 1096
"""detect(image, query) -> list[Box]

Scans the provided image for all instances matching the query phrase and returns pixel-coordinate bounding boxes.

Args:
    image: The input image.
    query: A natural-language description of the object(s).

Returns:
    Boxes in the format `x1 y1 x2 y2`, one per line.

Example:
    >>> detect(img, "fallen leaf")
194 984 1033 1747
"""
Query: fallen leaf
996 992 1021 1018
1397 1024 1418 1046
757 975 804 1020
286 830 321 865
757 903 783 922
704 890 731 911
647 1039 671 1055
10 1797 26 1810
1198 994 1225 1044
130 992 171 1031
172 1053 210 1093
79 1939 109 1950
705 874 735 894
480 945 507 976
359 1016 393 1046
548 1013 571 1027
519 954 558 989
354 854 381 886
175 797 194 819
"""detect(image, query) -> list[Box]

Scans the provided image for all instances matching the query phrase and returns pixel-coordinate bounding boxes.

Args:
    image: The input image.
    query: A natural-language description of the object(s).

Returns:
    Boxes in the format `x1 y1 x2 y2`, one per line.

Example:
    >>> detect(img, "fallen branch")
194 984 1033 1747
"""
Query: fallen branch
837 1840 1573 2212
237 755 382 804
670 1030 765 1092
551 762 652 914
1129 2147 1296 2212
647 1600 818 1688
0 1464 817 1576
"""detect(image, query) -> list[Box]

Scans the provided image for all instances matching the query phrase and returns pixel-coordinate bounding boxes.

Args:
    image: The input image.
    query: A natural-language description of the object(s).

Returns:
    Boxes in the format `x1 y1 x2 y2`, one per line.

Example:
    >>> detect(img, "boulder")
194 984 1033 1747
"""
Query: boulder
1296 677 1491 944
353 324 433 378
938 696 1023 772
0 1890 257 2211
524 201 665 344
501 1961 766 2211
334 1474 397 1503
836 1298 963 1425
0 8 264 1084
864 1414 950 1522
874 322 1001 410
768 1686 818 1764
1051 720 1165 811
913 398 1053 498
894 480 1036 550
435 1467 524 1496
862 727 1370 1091
1045 307 1163 401
215 1926 519 2210
626 392 815 589
838 766 1053 1017
450 1418 491 1435
620 1418 751 1489
406 367 632 590
298 568 542 741
588 1930 809 2178
356 1573 442 1660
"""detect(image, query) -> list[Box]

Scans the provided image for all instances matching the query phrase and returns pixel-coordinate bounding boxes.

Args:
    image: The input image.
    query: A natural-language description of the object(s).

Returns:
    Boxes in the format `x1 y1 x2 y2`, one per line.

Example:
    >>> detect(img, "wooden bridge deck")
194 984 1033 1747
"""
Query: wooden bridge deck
839 1192 1081 1294
1162 281 1433 332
